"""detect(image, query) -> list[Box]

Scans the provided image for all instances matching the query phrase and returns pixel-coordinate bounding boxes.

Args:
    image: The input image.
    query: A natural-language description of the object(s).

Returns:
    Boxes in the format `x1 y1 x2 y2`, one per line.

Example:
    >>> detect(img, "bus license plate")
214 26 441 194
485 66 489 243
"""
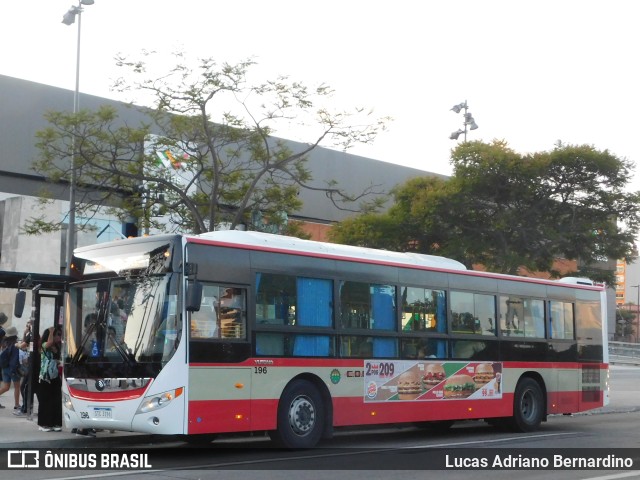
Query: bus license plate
93 407 112 419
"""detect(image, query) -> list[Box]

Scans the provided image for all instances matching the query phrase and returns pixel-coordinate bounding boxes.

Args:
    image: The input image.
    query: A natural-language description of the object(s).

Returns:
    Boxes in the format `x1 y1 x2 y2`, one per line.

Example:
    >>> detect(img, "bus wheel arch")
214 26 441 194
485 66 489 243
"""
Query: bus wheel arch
510 373 546 432
269 374 332 448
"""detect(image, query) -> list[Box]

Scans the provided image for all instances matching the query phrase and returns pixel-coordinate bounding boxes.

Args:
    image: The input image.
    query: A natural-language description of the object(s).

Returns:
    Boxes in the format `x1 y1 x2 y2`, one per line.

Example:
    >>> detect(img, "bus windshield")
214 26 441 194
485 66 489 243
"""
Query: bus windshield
65 239 181 371
66 274 179 367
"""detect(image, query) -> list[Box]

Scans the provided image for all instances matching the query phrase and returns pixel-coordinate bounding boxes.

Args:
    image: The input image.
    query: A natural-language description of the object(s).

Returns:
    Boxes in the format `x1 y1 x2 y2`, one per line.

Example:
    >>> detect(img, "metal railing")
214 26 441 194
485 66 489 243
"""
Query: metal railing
609 341 640 365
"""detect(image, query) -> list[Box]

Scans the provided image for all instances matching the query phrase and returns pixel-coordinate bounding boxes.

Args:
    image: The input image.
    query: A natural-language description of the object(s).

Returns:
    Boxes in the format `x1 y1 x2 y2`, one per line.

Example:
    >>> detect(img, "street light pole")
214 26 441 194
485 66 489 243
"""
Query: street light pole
62 0 94 275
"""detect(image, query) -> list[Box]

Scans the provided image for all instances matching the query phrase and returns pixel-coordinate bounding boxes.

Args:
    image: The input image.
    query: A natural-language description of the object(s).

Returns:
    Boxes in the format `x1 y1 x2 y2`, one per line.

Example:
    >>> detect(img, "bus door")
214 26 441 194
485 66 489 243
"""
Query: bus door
187 282 253 434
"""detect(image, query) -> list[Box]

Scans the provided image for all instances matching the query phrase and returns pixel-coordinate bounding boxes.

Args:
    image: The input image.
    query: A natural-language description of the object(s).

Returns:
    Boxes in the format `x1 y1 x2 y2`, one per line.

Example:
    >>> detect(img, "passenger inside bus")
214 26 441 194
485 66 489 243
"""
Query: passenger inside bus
402 339 446 359
189 286 247 340
217 288 246 338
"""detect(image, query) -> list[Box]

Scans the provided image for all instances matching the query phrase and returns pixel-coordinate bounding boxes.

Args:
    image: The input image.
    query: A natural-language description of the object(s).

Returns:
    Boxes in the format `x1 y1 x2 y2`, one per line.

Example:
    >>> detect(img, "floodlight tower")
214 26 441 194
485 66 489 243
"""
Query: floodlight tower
449 100 479 142
61 0 94 275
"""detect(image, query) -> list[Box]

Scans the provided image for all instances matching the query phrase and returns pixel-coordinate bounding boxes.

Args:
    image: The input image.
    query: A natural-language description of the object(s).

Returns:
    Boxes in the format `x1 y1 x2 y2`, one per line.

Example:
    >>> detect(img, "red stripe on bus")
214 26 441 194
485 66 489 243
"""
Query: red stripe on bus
547 390 604 414
68 384 149 402
188 399 257 434
333 395 515 425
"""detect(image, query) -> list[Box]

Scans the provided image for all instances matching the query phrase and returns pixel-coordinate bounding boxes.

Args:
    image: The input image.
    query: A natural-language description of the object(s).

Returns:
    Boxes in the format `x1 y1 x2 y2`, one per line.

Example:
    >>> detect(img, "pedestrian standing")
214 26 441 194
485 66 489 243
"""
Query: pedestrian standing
37 326 63 432
0 311 7 349
0 326 21 410
13 320 33 416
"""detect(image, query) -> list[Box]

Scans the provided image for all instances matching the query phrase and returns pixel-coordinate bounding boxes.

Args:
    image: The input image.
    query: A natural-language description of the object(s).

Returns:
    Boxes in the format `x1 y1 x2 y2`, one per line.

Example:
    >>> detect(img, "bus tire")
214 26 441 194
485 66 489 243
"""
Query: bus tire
270 379 325 449
510 377 544 432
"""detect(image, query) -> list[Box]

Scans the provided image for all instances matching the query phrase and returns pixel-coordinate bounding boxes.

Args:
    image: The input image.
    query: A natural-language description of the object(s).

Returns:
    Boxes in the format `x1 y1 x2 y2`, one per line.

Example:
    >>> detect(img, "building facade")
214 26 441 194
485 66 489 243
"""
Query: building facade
0 74 438 275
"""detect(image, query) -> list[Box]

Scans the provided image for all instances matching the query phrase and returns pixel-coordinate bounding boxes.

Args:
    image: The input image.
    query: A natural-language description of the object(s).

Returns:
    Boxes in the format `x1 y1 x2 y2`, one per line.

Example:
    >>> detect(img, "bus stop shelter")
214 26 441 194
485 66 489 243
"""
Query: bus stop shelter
0 271 70 416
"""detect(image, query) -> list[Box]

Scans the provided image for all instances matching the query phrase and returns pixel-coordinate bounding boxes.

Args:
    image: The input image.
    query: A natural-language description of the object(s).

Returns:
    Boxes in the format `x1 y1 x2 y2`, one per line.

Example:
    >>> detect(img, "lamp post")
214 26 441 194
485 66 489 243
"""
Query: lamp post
62 0 94 275
631 285 640 343
449 100 479 142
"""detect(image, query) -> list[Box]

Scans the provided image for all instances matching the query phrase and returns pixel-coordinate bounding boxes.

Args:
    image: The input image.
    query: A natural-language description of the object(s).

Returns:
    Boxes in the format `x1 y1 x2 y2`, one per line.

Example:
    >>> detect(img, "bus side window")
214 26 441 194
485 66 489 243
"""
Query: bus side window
190 303 217 339
548 300 574 340
451 291 496 336
190 284 247 340
217 287 247 339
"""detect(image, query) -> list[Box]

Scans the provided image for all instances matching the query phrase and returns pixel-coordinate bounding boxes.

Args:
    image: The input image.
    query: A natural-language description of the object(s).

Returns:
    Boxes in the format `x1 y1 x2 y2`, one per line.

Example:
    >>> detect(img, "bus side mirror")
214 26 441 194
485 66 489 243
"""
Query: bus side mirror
14 290 26 318
186 281 203 312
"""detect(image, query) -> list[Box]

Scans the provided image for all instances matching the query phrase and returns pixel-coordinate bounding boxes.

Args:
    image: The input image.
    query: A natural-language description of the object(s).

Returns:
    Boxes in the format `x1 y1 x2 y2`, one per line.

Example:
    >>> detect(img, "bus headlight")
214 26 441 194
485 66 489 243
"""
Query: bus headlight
62 392 75 411
136 387 183 414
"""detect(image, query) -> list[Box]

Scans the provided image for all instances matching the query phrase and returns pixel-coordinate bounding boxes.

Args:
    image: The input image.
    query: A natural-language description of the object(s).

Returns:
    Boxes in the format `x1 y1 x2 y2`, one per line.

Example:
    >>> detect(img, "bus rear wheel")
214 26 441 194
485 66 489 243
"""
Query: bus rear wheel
270 379 325 449
510 377 544 432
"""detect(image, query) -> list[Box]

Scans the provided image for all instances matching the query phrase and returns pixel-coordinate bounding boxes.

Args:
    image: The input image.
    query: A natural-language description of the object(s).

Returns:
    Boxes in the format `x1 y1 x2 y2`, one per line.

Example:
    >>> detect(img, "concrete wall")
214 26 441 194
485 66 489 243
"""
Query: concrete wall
0 197 61 274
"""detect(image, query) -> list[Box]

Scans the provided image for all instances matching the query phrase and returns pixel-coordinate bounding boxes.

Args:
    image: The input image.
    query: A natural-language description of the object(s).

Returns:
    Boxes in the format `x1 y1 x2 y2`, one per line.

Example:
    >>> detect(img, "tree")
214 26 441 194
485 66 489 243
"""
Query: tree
329 140 640 283
615 307 636 341
27 53 390 236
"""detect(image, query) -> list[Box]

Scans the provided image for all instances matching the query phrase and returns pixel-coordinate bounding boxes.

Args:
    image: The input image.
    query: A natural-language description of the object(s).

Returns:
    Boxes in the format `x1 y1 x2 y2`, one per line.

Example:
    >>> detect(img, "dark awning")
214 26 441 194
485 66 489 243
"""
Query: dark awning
0 271 70 291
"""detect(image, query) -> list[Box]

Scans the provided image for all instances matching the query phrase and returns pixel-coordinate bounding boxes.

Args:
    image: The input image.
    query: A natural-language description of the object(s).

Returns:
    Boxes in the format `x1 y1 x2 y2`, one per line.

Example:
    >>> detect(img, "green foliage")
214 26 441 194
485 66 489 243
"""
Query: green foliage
29 53 390 236
331 140 640 284
616 308 637 339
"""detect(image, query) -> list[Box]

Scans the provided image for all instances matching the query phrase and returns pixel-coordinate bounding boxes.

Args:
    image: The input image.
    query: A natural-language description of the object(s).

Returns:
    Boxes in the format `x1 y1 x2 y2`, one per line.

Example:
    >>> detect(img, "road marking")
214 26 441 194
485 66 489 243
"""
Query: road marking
407 431 575 449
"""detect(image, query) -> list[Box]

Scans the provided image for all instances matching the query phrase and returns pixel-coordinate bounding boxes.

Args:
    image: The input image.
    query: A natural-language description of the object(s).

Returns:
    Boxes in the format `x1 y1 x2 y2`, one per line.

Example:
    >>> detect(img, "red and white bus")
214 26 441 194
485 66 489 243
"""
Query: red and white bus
61 231 609 448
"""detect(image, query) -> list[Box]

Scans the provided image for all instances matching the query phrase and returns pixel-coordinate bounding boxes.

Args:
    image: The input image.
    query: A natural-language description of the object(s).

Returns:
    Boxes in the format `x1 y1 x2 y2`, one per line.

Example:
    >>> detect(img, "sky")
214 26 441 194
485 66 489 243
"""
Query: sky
2 0 640 189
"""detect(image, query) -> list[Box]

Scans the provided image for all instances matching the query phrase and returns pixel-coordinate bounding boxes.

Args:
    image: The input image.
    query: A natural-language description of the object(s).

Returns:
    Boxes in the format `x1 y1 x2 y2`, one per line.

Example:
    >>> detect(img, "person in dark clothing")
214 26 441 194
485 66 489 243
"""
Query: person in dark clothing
37 326 62 432
0 326 20 409
13 321 33 417
0 311 7 348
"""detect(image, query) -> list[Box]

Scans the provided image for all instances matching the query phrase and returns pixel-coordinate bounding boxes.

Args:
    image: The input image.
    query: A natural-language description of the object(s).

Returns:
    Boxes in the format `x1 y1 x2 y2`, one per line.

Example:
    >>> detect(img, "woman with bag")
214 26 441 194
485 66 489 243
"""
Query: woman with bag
0 326 21 410
37 326 63 432
12 321 33 416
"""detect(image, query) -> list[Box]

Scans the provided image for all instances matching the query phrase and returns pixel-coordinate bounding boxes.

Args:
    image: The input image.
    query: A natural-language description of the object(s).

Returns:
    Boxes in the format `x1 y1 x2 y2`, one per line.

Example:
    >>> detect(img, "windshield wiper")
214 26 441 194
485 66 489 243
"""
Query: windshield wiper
106 329 136 366
71 320 98 364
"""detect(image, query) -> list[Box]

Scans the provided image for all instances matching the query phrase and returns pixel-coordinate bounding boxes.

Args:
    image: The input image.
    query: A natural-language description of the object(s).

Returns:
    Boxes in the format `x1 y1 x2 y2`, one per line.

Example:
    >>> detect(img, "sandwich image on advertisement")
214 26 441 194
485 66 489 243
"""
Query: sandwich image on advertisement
473 363 495 389
396 370 422 400
443 374 476 399
422 363 446 388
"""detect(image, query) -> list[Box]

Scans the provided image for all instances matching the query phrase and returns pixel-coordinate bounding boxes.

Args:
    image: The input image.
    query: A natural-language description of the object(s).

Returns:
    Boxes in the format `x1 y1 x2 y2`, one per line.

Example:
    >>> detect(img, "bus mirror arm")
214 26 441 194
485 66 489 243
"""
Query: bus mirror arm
186 281 203 312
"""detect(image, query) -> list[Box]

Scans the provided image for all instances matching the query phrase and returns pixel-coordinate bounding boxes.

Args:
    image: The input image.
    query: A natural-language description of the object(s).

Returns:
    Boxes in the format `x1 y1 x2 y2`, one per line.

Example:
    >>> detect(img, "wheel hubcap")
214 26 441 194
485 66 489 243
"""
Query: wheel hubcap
521 389 536 421
288 395 315 436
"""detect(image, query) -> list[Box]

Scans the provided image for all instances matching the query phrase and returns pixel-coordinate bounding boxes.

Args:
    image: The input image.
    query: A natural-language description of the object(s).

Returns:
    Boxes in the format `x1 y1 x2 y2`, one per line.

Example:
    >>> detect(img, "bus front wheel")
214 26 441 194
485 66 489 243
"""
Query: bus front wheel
510 377 544 432
270 379 325 449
